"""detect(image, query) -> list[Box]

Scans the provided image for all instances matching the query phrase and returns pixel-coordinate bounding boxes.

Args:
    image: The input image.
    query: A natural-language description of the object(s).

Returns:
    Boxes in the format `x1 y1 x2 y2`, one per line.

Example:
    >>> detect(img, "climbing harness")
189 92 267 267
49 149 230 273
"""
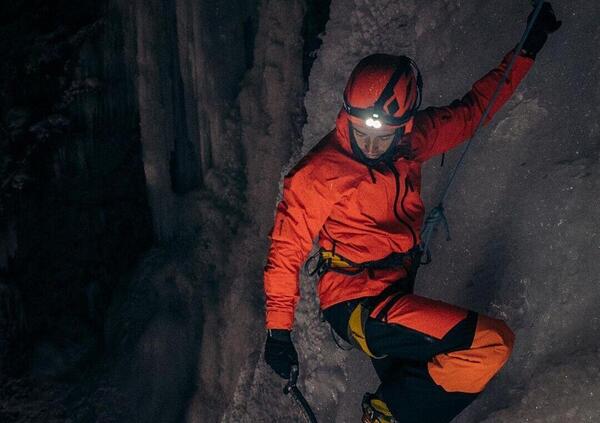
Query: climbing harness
284 365 318 423
306 247 421 358
305 246 422 279
420 0 546 260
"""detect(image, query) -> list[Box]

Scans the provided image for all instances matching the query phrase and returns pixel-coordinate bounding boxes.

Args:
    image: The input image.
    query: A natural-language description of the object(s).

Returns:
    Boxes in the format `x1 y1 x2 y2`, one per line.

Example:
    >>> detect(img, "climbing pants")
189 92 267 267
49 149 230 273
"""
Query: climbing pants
323 294 514 423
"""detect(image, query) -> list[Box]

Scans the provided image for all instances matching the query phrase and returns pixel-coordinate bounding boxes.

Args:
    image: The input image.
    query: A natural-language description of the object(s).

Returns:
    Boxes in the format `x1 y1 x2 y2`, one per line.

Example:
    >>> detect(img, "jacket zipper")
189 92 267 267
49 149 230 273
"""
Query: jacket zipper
388 164 417 248
401 176 415 222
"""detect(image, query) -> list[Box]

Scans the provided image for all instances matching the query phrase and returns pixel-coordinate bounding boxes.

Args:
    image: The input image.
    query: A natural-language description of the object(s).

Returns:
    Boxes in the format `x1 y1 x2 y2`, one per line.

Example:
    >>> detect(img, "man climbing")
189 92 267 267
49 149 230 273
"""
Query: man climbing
263 3 561 422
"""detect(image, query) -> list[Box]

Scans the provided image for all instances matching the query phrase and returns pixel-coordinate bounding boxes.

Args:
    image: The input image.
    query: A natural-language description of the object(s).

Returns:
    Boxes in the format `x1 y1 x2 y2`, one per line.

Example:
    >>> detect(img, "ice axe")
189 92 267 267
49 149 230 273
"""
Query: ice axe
284 365 318 423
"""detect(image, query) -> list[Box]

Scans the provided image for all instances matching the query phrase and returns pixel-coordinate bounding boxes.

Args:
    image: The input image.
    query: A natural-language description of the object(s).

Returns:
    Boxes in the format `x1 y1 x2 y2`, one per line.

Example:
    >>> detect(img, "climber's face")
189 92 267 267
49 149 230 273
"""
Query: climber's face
351 124 396 159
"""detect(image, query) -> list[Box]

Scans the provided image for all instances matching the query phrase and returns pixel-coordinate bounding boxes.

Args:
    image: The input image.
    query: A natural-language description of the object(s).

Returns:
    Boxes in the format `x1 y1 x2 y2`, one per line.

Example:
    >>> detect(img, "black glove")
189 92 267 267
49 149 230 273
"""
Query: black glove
264 329 299 379
522 2 562 58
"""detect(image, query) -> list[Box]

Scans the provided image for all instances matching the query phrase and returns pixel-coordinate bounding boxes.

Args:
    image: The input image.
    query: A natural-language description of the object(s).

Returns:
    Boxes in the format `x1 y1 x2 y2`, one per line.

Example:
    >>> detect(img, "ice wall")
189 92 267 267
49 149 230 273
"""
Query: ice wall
413 1 600 421
104 0 269 421
226 0 600 422
187 0 307 421
1 0 262 420
225 0 419 421
108 0 307 421
1 0 598 422
133 0 257 241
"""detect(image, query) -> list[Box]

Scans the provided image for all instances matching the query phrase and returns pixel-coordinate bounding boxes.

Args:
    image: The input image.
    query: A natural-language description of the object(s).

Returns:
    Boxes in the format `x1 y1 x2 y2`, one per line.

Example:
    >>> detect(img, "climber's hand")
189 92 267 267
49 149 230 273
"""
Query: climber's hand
522 2 562 58
264 329 299 379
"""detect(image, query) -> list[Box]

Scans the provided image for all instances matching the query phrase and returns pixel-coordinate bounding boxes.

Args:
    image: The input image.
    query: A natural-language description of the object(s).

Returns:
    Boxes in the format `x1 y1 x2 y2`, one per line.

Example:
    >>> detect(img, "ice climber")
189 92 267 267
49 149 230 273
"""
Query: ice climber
263 3 561 422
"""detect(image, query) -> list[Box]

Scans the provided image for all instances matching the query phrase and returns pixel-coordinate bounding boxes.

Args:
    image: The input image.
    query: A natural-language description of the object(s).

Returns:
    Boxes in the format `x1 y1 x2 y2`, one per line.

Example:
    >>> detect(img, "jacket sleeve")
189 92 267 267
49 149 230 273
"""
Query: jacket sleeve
411 51 535 162
263 157 336 330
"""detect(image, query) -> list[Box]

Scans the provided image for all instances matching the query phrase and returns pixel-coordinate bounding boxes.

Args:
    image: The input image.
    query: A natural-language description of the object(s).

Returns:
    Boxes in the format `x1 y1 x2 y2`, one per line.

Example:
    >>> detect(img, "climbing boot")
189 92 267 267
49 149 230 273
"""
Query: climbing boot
361 392 397 423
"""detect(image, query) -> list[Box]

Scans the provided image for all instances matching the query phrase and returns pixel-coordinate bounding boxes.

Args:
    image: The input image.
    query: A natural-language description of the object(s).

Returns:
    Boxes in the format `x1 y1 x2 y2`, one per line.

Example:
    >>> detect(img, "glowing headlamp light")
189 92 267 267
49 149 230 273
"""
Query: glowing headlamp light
365 113 382 129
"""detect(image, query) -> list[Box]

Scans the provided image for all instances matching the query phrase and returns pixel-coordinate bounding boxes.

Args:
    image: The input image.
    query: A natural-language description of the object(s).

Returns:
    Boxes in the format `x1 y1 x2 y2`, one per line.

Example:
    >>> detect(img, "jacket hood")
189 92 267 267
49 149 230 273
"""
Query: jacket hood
334 107 353 154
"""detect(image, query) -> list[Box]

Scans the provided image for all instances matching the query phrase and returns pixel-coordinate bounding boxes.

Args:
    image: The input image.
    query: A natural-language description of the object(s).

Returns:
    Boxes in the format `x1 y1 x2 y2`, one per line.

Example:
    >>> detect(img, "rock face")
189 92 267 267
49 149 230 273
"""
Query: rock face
133 0 259 241
1 0 599 422
411 2 600 422
228 0 600 422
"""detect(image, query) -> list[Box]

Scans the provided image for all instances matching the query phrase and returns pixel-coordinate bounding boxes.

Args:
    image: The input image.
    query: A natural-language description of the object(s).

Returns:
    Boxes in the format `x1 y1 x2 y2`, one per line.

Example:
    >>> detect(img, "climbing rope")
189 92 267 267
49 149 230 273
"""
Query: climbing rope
420 0 546 259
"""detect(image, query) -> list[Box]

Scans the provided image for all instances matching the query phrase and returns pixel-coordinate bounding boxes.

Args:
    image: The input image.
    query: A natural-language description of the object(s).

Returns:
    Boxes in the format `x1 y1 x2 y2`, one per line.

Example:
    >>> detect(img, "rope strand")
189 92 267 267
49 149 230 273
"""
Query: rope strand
420 0 546 257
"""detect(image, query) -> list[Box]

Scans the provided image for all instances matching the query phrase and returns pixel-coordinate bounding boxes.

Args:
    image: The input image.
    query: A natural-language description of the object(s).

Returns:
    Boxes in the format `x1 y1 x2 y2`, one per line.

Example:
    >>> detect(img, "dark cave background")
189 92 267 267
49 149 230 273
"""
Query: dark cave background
0 0 326 421
1 1 598 422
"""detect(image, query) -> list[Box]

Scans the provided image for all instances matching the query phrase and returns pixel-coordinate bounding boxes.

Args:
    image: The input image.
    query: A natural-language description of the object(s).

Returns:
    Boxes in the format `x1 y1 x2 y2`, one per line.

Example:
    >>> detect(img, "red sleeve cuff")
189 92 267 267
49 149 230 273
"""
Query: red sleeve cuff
266 309 294 330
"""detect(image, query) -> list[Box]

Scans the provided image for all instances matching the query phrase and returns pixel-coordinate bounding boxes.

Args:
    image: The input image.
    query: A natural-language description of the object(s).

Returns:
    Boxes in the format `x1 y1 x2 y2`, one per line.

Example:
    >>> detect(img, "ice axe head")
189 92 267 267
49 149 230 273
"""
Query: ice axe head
288 365 299 387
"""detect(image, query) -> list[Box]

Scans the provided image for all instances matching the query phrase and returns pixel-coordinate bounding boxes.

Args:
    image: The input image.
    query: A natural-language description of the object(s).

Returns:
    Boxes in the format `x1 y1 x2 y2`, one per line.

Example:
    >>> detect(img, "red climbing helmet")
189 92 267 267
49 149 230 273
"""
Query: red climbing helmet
343 54 422 131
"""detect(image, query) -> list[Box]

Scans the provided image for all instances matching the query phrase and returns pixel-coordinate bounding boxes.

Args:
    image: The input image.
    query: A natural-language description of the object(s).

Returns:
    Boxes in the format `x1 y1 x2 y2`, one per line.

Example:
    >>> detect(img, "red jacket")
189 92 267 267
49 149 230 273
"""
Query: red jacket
264 51 534 330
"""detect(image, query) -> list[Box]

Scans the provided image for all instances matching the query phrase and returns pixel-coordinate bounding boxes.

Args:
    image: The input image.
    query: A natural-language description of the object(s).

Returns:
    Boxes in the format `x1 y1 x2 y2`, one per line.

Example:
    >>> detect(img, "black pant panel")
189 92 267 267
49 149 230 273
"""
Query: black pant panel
322 298 361 344
366 310 478 361
377 362 477 423
322 299 479 423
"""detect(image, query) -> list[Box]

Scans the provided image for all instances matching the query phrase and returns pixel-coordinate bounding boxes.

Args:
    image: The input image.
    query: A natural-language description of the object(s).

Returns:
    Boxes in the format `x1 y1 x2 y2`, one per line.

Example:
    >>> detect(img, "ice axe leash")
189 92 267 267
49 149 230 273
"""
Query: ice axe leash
284 365 318 423
420 0 546 259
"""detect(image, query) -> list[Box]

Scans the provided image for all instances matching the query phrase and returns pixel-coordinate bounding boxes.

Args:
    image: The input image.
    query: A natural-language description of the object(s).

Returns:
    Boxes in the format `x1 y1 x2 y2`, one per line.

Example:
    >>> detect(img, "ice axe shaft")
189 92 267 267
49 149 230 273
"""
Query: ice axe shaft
284 365 318 423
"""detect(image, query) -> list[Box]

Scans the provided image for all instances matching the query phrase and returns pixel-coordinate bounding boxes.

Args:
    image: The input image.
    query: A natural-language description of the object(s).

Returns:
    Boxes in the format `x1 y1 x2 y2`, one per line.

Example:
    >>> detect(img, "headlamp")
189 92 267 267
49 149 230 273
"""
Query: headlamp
342 56 423 129
365 114 382 129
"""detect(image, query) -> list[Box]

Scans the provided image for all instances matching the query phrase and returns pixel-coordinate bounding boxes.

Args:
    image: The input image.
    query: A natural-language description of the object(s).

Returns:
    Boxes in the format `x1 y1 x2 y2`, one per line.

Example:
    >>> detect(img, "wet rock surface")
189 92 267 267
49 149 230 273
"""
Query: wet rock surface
1 1 598 422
